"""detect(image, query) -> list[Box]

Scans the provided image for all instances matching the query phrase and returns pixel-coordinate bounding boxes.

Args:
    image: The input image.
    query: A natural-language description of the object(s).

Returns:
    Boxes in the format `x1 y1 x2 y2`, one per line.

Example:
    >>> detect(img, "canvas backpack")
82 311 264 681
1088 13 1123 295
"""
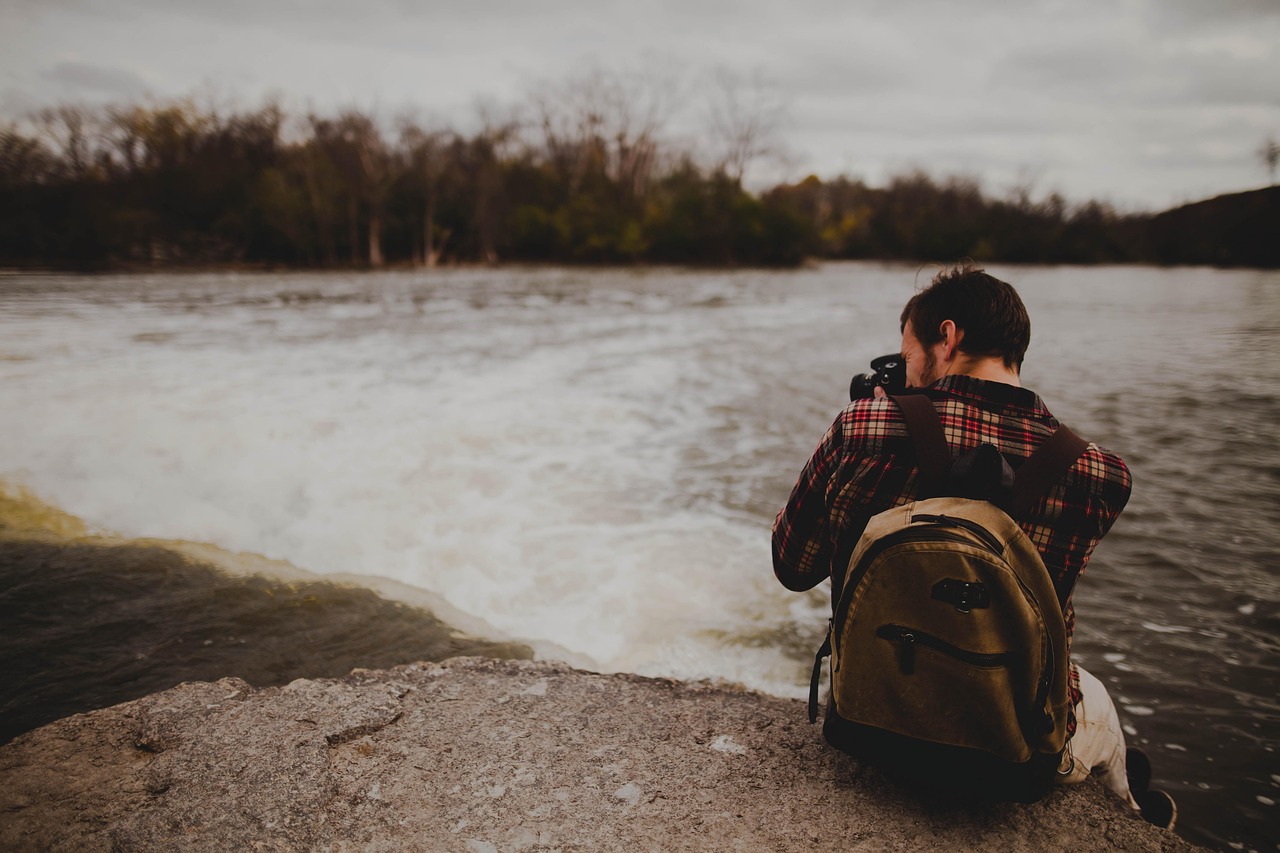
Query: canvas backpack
808 393 1088 802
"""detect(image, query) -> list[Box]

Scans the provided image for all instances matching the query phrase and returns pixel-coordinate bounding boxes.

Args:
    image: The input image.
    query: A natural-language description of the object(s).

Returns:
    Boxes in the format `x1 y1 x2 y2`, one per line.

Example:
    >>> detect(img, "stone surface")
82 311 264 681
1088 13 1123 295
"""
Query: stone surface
0 657 1201 852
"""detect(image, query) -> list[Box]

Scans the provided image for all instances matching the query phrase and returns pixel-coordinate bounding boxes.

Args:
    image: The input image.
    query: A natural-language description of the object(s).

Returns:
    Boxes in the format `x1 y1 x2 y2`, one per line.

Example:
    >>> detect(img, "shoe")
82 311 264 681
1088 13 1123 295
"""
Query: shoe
1134 789 1177 831
1126 747 1152 794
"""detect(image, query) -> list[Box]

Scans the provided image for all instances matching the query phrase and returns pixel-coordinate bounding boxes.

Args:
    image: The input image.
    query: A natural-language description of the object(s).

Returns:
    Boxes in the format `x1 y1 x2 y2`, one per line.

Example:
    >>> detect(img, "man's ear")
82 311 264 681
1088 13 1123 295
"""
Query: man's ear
938 320 962 359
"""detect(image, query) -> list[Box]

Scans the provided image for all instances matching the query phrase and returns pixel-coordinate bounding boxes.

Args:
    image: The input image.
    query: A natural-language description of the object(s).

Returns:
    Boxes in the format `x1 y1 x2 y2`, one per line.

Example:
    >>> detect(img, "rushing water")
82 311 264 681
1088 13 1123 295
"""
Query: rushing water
0 263 1275 850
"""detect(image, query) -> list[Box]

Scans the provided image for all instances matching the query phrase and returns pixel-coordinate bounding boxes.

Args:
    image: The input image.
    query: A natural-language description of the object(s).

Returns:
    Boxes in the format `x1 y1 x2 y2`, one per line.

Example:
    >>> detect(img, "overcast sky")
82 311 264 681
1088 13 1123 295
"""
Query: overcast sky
3 0 1277 211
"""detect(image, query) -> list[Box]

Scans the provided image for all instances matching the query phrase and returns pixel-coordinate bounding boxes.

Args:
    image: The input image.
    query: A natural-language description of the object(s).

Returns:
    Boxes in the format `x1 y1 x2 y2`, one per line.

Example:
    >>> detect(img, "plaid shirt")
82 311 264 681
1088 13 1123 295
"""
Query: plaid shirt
772 374 1132 737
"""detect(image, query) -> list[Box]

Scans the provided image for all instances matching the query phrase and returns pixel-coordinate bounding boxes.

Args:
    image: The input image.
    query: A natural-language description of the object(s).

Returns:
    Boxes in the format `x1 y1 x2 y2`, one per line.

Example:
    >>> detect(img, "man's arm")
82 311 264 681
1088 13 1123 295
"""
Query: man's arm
771 414 846 591
1020 440 1132 624
1088 445 1133 538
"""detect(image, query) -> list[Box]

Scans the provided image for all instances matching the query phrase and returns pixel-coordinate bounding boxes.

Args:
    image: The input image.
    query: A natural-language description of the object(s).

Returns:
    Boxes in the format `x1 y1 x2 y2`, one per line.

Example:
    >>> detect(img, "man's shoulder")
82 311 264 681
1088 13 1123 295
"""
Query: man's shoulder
1073 441 1133 496
836 396 911 447
918 382 1130 489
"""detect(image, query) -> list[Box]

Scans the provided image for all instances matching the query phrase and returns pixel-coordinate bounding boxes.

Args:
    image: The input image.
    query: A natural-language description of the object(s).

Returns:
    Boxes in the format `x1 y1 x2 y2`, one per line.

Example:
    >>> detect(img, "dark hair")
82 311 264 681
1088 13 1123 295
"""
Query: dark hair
899 263 1031 370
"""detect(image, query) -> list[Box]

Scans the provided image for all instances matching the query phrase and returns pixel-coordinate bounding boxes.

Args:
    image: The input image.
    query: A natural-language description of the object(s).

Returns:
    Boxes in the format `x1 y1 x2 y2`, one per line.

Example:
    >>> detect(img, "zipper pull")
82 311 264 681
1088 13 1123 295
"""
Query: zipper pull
1038 675 1055 733
898 630 916 675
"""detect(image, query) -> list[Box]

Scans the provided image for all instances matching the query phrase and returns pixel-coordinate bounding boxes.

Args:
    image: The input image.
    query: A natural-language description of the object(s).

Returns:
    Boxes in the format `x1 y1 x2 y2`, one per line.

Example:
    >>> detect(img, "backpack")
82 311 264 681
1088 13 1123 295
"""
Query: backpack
808 393 1088 802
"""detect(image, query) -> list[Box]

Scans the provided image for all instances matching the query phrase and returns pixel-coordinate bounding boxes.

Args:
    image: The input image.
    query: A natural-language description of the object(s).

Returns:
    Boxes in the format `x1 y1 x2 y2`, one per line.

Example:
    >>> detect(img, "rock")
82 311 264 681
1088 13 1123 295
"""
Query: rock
0 658 1201 852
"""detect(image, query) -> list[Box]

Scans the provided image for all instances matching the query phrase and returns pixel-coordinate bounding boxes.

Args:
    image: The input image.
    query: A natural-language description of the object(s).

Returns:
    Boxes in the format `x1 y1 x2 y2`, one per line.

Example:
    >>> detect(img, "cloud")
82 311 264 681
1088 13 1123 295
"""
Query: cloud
0 0 1274 209
1144 0 1280 31
40 61 150 98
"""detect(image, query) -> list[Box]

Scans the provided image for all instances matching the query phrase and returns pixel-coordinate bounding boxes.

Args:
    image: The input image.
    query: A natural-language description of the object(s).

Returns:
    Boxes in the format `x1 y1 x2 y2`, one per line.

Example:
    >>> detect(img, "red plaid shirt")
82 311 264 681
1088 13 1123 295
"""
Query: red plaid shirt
772 374 1132 738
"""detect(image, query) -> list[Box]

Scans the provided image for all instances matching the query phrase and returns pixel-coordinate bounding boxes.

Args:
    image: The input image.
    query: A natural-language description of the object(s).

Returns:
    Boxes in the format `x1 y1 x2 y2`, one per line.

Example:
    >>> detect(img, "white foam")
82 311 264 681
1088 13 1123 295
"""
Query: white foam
1141 622 1193 635
0 268 861 698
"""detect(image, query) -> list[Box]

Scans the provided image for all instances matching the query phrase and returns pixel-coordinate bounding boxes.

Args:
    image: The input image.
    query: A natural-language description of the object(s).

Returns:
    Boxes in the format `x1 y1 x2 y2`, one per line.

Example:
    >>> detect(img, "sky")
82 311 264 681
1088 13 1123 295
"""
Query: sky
2 0 1278 212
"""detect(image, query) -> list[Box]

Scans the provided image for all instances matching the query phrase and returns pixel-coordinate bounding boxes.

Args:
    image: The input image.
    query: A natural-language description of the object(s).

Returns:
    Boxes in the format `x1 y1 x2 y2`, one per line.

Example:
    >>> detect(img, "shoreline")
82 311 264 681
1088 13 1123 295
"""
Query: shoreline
2 255 1273 277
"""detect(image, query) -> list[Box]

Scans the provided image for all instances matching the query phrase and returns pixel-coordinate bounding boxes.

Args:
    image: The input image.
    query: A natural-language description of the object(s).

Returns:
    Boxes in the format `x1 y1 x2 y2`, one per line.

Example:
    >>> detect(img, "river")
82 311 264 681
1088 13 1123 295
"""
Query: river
0 263 1275 850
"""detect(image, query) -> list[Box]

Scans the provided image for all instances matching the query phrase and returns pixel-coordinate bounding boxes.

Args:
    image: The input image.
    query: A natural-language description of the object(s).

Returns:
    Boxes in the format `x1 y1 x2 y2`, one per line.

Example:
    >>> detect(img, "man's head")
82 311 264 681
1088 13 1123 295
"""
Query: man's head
898 263 1031 387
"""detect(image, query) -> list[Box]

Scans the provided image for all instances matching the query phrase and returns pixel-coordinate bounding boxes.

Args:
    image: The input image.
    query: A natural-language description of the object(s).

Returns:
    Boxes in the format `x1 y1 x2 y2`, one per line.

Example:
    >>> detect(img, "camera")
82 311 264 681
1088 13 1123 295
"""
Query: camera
849 353 907 401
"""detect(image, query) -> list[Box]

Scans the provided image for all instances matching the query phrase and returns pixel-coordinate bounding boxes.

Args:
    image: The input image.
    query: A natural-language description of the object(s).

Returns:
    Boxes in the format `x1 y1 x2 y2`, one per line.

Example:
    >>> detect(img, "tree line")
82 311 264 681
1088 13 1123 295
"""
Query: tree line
1 90 1275 270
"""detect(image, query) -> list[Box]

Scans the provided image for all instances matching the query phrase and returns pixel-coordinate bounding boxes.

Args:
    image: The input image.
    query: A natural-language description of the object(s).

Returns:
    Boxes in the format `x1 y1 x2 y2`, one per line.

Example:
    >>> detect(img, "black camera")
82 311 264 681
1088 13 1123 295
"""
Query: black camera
849 353 907 401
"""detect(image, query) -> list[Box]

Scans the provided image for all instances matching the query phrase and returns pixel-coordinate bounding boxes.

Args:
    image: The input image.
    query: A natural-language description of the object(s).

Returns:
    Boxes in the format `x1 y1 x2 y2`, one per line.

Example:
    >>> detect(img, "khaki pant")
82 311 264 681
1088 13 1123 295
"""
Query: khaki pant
1055 664 1140 809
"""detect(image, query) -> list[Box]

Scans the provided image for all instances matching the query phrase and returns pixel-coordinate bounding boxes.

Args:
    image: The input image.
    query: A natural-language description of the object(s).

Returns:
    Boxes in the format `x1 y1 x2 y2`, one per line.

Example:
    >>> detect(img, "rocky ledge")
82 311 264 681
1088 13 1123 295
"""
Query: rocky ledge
0 657 1199 852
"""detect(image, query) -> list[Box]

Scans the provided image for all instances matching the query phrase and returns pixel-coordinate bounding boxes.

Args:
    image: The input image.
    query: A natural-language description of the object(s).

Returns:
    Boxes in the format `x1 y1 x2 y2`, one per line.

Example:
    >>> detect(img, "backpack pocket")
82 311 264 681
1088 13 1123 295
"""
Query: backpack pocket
840 622 1033 763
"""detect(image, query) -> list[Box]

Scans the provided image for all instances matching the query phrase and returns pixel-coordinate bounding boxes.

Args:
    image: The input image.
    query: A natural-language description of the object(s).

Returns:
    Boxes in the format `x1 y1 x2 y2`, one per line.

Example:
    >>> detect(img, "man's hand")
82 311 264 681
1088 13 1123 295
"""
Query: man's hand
873 385 887 400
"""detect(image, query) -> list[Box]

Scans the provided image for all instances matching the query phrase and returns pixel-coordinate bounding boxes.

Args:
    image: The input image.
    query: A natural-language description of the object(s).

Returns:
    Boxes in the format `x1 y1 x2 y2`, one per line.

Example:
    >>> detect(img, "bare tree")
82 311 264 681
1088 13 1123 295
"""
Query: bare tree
131 101 210 172
360 130 389 268
529 65 675 202
399 118 452 267
1261 135 1279 186
104 105 149 176
0 124 55 187
467 101 522 264
33 104 98 179
309 110 390 267
704 67 787 186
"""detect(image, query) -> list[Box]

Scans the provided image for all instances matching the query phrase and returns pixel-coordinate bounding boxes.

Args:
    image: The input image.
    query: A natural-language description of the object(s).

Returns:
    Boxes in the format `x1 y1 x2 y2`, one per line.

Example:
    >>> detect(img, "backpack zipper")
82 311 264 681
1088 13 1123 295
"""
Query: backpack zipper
909 513 1004 555
876 623 1014 674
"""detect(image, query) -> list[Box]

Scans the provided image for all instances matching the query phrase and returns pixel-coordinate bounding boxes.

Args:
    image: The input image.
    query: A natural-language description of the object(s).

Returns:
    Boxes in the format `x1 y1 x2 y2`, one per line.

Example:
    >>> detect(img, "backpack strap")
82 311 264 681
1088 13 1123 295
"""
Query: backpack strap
1010 425 1089 518
893 393 1090 518
890 394 950 499
808 631 831 723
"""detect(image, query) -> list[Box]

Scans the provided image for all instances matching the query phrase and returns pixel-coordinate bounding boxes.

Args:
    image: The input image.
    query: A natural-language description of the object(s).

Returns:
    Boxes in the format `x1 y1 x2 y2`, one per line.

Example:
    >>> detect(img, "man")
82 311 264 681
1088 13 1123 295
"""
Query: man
771 264 1173 826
